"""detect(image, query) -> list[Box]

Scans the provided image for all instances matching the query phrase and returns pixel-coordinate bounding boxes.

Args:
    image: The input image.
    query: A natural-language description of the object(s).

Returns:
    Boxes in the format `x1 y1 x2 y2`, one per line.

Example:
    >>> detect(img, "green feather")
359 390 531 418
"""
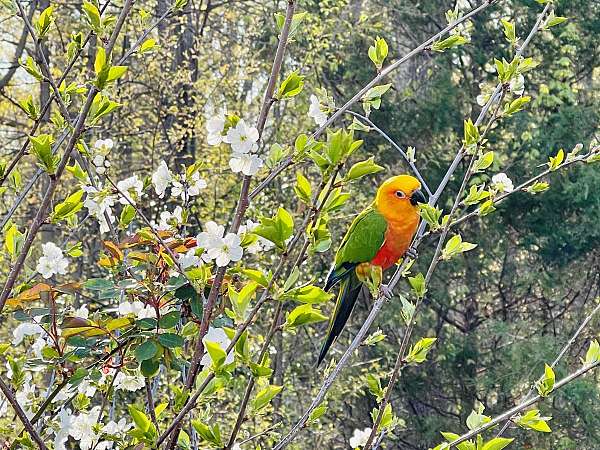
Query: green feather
319 206 387 365
335 206 387 266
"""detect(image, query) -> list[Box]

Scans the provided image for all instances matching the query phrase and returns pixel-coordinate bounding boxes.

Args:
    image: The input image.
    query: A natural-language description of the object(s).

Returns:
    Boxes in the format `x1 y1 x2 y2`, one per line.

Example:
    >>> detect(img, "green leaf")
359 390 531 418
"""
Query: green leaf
106 65 128 82
405 337 436 364
129 405 151 432
368 36 388 69
139 38 157 54
536 363 555 397
548 149 564 171
35 6 54 38
500 19 516 44
252 384 283 412
441 234 477 260
253 207 294 251
228 282 257 322
584 339 600 365
473 151 494 172
516 409 552 433
294 172 312 204
431 34 468 52
526 181 550 194
82 0 102 31
481 438 514 450
29 134 59 173
4 224 23 259
158 311 181 329
344 157 384 181
21 56 44 81
119 204 136 229
463 119 480 147
544 12 568 28
51 190 84 223
191 421 222 446
504 96 530 116
94 47 107 75
204 340 227 368
277 70 304 99
361 84 391 115
408 273 426 298
280 284 333 304
158 333 183 348
284 304 328 329
462 184 490 206
419 204 443 231
135 340 158 362
141 359 160 378
466 403 491 430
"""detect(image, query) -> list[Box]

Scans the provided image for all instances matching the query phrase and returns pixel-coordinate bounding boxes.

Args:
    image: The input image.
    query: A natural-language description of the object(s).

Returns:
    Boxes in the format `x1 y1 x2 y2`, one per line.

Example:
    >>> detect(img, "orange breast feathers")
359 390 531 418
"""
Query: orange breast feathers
371 218 419 270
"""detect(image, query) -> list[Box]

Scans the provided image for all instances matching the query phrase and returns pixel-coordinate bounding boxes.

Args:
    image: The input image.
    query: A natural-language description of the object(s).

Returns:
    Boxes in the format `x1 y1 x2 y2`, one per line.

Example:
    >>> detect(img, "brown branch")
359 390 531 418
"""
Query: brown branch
0 377 48 450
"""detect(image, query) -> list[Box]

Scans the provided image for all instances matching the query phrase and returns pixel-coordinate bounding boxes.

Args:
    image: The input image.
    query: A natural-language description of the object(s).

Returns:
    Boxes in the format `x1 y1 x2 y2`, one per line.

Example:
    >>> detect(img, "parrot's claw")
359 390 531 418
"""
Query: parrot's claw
406 246 419 260
380 284 394 299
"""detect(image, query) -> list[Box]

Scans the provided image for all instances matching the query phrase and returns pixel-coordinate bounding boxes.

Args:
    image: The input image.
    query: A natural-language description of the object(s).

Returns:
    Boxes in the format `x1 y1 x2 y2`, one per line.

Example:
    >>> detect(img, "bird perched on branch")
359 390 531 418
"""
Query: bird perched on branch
318 175 426 365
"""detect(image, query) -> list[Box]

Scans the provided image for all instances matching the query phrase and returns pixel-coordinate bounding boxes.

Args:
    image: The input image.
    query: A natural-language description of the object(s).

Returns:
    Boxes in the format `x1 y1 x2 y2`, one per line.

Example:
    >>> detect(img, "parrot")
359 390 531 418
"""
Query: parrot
318 174 426 365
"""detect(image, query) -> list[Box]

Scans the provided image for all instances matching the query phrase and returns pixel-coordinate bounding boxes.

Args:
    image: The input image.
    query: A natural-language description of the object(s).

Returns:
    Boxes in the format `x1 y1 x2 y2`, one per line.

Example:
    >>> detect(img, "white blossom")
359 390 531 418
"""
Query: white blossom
201 327 234 366
179 248 201 269
36 242 69 279
94 139 114 151
70 407 101 450
207 233 243 267
207 114 226 145
113 372 145 392
158 206 184 230
196 221 225 249
349 427 372 448
224 119 259 154
151 160 173 197
83 185 116 234
308 94 327 126
229 152 264 176
53 408 75 450
118 301 156 320
492 172 514 192
73 305 89 319
116 174 143 205
188 171 207 196
12 322 45 345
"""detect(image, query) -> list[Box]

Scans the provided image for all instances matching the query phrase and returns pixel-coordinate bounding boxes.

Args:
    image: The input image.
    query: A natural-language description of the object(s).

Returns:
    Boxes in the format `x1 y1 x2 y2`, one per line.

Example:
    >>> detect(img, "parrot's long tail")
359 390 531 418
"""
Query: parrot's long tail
318 270 362 366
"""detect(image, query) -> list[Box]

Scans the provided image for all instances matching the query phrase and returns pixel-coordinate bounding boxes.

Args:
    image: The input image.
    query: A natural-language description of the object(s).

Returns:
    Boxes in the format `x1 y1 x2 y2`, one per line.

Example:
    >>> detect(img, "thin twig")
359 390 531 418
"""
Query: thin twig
0 377 48 450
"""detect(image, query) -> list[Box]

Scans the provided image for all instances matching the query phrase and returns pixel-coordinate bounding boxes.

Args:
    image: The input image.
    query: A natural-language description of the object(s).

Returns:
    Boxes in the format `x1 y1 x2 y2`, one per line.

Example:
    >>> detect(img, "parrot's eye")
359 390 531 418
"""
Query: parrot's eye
395 190 406 199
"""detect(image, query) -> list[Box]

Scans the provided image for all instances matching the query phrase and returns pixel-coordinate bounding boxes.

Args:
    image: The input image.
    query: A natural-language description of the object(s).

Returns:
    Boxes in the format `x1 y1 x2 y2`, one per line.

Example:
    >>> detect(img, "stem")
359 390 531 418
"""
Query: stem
0 377 48 450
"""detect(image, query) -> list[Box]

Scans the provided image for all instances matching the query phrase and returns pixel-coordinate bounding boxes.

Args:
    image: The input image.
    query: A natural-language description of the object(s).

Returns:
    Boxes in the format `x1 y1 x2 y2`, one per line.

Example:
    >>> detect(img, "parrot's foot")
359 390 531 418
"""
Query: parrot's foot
406 246 419 260
380 284 394 299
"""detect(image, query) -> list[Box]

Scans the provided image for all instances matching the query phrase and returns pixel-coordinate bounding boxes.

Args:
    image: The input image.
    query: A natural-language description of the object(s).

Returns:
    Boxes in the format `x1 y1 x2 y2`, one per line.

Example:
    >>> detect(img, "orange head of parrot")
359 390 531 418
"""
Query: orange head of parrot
375 175 427 223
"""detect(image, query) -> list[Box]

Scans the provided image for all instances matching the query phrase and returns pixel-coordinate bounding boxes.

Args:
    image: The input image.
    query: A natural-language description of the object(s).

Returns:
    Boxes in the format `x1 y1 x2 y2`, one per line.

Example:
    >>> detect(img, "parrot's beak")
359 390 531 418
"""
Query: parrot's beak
410 189 426 206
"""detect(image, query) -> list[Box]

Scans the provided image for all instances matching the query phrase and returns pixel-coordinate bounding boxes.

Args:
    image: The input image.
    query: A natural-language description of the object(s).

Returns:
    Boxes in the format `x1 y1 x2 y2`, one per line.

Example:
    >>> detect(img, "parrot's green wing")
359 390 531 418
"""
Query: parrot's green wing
318 206 387 365
335 206 387 267
324 206 387 291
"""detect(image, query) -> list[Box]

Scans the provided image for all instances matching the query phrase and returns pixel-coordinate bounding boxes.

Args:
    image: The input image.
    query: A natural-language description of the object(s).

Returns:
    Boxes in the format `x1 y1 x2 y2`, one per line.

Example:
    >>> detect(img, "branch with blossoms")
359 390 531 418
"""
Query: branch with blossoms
0 0 596 449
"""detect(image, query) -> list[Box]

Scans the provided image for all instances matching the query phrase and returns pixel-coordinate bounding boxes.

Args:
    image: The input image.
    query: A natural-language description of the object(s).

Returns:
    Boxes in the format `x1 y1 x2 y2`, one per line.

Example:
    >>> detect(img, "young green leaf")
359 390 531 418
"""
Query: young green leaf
405 337 437 364
536 363 555 397
368 36 389 70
